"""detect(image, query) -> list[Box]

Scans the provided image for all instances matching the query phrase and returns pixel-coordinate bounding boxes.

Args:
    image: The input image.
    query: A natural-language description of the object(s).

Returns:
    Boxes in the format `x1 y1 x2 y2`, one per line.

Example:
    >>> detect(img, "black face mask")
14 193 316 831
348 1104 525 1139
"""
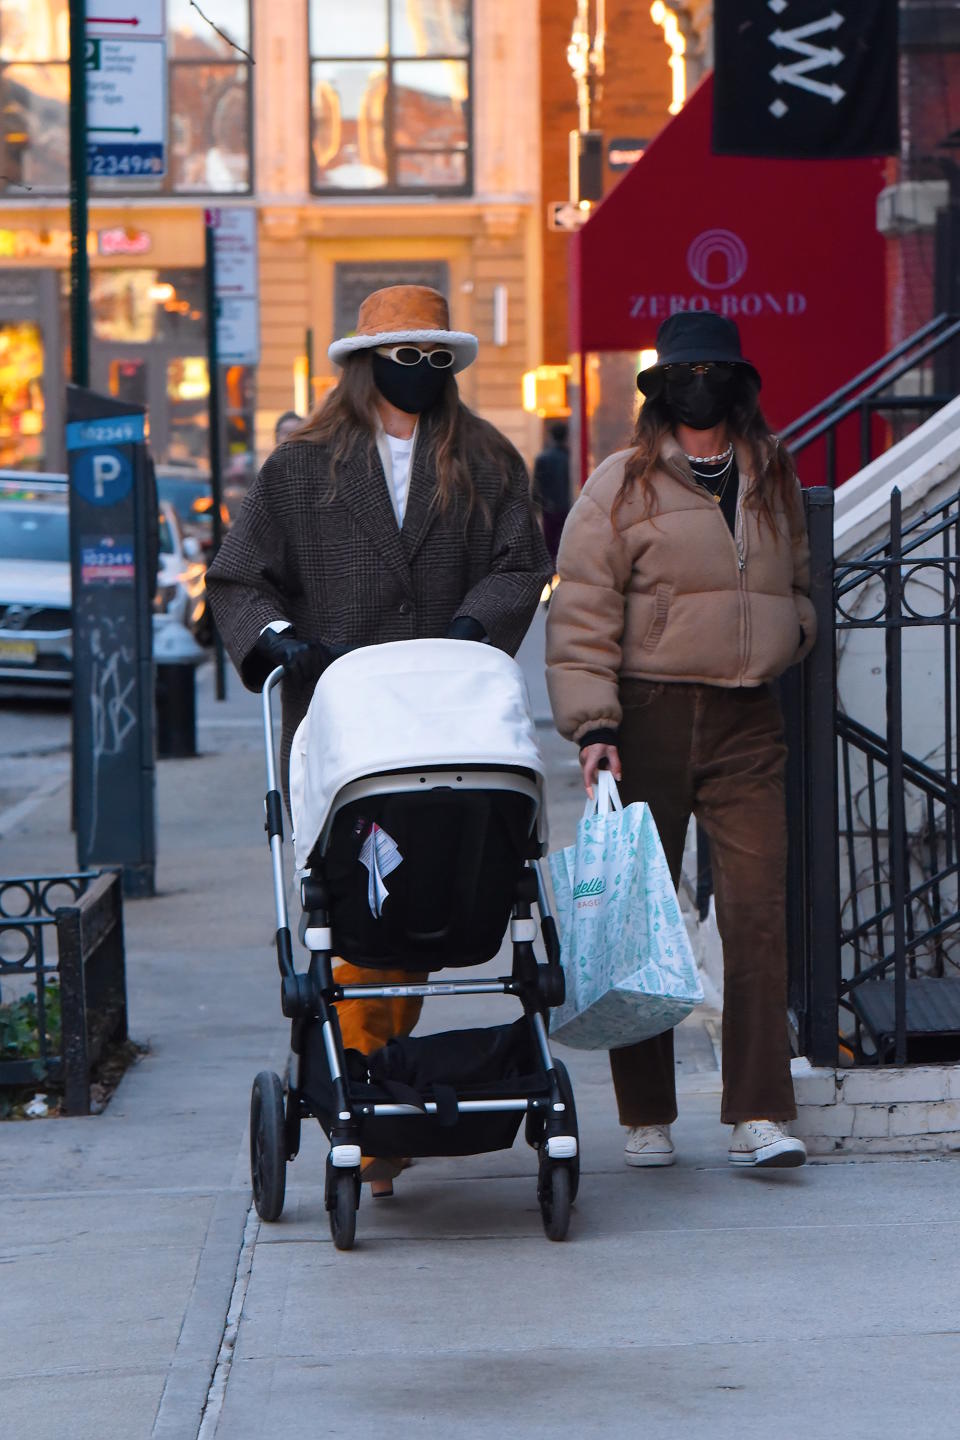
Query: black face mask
372 353 449 415
663 370 735 431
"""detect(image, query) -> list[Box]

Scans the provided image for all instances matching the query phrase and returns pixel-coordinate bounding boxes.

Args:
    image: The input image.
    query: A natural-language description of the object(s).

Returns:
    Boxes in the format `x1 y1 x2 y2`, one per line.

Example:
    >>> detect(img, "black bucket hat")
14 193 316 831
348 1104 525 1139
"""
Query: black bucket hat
637 313 761 396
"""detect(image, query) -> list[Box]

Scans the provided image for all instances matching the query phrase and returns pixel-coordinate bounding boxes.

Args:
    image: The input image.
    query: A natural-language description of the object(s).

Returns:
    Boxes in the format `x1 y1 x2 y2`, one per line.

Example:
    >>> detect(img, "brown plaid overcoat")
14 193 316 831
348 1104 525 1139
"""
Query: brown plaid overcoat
206 422 552 785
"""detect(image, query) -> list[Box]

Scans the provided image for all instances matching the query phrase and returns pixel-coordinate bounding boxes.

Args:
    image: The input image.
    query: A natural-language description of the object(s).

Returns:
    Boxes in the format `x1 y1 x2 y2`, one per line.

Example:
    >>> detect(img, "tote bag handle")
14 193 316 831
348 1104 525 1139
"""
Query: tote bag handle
582 767 624 820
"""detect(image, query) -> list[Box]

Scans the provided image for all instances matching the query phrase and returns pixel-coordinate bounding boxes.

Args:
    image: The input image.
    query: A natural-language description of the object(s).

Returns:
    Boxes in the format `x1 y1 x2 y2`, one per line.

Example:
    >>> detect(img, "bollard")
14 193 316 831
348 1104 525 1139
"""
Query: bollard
154 618 205 759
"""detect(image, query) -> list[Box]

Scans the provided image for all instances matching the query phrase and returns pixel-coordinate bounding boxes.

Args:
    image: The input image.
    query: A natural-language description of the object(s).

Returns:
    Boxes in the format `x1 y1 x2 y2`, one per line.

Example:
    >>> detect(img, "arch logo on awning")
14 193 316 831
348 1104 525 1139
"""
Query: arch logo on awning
629 226 807 321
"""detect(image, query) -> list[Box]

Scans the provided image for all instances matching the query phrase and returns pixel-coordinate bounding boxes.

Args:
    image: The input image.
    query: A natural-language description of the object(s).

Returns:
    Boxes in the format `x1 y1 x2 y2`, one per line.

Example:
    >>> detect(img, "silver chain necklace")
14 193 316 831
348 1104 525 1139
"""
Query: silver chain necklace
688 450 735 486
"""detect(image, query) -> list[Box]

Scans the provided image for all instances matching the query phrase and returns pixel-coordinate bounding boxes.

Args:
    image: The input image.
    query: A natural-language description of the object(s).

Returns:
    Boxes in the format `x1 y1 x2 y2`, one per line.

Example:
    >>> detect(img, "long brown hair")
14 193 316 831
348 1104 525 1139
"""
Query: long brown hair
614 371 796 530
290 351 518 519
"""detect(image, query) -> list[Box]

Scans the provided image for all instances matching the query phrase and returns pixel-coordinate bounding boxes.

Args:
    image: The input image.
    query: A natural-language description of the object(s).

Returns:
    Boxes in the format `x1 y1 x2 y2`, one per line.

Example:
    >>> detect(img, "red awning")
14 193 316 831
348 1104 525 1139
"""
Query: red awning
570 77 887 480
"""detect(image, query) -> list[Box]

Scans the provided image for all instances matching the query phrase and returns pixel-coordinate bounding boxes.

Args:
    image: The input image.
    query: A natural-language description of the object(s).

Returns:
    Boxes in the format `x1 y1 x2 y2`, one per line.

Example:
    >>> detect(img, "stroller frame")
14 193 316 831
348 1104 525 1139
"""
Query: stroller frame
251 668 579 1248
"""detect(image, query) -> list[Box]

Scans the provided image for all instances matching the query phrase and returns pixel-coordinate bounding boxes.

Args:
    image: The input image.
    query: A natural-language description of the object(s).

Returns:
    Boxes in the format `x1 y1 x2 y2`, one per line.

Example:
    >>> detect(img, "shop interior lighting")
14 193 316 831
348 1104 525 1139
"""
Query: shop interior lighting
293 355 310 417
637 350 659 404
148 282 176 303
493 284 508 347
522 364 571 418
650 2 687 116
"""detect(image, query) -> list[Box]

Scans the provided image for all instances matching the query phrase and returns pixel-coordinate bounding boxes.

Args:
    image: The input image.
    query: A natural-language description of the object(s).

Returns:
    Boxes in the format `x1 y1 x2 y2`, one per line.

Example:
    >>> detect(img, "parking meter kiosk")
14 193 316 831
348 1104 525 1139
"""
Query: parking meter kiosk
67 385 157 897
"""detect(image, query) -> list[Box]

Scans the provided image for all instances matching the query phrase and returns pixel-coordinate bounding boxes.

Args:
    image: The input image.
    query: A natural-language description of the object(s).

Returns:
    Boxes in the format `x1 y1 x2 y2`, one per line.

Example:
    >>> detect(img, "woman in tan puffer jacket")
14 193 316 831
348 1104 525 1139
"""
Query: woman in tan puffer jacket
546 312 814 1171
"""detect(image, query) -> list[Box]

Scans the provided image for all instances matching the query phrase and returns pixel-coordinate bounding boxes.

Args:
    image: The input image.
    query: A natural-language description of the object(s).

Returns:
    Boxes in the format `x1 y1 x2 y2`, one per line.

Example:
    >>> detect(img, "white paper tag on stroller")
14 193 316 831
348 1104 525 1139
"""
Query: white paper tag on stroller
359 823 403 917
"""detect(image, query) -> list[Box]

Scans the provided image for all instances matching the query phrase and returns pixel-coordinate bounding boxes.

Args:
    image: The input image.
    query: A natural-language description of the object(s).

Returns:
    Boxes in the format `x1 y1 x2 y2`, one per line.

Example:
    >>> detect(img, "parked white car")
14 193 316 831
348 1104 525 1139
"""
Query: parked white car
0 473 204 688
0 476 72 684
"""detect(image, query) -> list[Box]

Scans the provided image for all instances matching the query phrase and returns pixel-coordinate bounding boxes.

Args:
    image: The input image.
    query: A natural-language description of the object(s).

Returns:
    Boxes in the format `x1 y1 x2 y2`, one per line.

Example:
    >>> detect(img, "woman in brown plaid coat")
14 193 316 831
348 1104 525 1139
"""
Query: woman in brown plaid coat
206 285 551 1190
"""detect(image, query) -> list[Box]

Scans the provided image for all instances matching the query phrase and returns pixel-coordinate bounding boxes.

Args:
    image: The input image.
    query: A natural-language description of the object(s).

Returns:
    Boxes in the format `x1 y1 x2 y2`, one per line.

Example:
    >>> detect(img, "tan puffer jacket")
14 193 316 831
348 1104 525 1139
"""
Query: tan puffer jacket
546 436 817 743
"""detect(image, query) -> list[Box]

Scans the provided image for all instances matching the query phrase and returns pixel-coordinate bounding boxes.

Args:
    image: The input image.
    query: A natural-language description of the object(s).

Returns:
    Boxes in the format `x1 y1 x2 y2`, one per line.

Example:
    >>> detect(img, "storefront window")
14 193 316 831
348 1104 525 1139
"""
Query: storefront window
0 0 69 195
310 0 471 195
0 0 252 197
91 269 206 346
584 352 646 476
0 319 45 469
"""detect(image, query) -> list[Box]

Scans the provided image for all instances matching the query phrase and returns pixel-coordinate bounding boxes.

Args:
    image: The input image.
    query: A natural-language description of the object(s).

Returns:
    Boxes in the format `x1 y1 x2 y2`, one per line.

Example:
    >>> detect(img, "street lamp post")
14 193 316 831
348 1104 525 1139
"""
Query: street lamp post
68 0 90 388
567 0 606 210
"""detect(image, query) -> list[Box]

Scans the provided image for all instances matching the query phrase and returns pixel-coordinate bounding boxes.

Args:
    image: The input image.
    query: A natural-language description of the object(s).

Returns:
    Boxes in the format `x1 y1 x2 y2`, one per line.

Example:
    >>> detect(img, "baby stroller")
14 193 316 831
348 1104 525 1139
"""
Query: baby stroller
250 639 579 1249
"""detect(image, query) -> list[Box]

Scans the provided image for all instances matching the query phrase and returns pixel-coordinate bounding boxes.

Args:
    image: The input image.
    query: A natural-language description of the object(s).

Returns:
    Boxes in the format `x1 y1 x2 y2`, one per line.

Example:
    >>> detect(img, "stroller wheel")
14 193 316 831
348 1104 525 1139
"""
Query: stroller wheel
250 1071 286 1222
329 1169 359 1251
555 1059 580 1204
539 1161 572 1242
526 1059 580 1205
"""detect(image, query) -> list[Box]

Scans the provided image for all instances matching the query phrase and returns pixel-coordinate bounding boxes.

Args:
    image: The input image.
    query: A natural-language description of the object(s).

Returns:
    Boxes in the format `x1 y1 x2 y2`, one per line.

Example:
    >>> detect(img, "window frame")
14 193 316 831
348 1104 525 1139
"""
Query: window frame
307 0 473 199
0 0 254 199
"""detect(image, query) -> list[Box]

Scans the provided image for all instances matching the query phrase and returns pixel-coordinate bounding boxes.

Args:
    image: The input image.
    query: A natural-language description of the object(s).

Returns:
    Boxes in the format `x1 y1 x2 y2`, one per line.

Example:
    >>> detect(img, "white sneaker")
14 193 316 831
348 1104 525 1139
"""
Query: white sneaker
728 1120 806 1168
624 1124 675 1167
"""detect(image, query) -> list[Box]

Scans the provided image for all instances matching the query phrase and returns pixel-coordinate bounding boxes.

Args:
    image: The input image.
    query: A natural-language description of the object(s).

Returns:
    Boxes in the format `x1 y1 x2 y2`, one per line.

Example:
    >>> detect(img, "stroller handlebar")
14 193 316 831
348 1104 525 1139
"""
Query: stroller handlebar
262 666 285 802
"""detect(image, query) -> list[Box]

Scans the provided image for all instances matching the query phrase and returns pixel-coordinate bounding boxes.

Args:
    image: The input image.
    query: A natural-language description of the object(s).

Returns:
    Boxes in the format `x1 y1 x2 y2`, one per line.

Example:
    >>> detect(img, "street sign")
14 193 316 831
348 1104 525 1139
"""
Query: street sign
214 297 259 366
86 1 166 38
204 208 258 295
86 36 166 178
72 447 134 507
608 137 646 170
548 201 590 233
205 208 260 364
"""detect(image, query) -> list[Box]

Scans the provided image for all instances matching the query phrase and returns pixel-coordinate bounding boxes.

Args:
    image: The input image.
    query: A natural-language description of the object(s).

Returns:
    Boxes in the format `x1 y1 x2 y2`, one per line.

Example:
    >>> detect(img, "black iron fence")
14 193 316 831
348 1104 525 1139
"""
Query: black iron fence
783 483 960 1066
0 870 128 1111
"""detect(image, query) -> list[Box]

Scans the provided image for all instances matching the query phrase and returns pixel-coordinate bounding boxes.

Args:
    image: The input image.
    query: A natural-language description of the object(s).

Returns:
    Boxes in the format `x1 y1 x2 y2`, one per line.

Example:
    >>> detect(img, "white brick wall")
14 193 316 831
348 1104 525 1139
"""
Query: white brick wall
790 1059 960 1154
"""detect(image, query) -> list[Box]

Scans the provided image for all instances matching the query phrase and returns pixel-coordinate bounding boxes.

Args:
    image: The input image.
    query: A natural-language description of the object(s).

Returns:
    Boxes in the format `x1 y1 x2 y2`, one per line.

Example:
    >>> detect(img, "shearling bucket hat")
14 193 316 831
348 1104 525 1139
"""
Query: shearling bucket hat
636 313 761 396
328 284 479 374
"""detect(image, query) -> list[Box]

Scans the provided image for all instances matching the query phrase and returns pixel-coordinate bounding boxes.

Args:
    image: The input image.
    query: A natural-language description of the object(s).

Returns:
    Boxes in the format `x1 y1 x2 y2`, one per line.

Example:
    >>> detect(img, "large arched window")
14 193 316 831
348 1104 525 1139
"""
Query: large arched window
309 1 471 195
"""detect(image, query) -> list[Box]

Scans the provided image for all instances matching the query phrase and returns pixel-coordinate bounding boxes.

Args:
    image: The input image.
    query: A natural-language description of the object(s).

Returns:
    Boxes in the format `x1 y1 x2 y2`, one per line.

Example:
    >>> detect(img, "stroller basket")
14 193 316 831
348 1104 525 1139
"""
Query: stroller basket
299 1019 542 1158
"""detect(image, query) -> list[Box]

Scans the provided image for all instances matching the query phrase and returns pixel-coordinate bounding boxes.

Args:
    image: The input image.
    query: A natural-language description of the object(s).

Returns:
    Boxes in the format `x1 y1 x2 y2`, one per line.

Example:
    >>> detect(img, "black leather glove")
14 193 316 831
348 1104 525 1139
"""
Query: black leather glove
446 615 487 642
244 628 332 689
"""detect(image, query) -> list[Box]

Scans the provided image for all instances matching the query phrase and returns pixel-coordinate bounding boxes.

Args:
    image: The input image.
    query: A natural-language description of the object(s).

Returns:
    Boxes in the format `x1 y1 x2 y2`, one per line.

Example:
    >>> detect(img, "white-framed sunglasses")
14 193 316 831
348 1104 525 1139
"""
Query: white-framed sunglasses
374 343 456 369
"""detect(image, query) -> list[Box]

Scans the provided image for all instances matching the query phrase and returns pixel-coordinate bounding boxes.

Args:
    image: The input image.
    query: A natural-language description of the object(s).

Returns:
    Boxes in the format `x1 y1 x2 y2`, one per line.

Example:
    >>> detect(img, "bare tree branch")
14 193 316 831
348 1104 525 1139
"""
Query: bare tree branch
188 0 255 63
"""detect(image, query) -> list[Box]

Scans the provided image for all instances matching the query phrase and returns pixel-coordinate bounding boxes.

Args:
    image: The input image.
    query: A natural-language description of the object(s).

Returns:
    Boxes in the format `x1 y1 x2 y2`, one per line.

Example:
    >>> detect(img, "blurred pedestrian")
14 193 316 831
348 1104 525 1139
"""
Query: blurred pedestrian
274 410 302 445
206 285 551 1192
546 312 815 1170
532 421 570 567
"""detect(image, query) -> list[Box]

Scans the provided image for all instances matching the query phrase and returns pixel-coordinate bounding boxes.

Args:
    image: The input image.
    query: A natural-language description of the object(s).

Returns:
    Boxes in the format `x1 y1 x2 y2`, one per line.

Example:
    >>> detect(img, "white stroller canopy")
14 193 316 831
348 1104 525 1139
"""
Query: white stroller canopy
289 639 547 872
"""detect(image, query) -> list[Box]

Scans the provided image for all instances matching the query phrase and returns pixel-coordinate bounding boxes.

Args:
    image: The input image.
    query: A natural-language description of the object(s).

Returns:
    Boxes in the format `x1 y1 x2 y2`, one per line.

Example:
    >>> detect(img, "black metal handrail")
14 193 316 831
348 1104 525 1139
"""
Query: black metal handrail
781 313 955 442
838 714 960 810
782 313 960 487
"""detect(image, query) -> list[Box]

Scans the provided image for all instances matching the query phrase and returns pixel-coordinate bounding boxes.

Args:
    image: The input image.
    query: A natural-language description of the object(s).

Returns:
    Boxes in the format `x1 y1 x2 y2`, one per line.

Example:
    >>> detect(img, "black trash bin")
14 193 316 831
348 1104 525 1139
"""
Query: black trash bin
154 619 204 758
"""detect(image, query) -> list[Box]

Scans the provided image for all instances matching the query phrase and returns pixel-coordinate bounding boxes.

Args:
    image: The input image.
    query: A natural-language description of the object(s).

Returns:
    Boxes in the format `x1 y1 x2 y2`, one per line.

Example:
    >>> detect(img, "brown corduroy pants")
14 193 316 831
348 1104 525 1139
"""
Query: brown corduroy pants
609 680 797 1127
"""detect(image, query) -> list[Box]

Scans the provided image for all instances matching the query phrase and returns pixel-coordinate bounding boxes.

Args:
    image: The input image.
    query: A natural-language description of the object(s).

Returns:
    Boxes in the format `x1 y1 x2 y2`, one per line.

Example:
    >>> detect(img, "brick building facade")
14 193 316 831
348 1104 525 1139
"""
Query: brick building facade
880 2 960 350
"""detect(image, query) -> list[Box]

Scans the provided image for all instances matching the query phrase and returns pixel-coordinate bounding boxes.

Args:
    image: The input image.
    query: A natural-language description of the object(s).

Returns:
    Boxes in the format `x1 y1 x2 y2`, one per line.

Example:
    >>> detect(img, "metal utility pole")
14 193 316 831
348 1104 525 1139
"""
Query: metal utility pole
204 216 227 701
68 0 91 387
567 0 606 133
566 0 605 209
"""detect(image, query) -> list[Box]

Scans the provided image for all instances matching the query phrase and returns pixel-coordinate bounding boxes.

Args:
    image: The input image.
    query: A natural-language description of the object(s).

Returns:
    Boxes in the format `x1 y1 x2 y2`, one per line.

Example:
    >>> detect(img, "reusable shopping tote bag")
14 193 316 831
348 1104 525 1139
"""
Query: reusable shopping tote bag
548 771 703 1049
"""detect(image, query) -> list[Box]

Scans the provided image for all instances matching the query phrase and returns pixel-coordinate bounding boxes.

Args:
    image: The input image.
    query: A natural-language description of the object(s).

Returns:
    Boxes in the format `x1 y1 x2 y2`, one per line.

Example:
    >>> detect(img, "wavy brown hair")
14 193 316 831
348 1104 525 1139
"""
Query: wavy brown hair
613 371 797 531
289 351 518 520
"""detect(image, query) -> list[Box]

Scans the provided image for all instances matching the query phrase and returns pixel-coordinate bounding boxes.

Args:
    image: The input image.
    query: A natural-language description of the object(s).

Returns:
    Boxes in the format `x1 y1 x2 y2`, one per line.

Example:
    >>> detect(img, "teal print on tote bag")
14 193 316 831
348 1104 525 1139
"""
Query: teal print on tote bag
547 771 703 1049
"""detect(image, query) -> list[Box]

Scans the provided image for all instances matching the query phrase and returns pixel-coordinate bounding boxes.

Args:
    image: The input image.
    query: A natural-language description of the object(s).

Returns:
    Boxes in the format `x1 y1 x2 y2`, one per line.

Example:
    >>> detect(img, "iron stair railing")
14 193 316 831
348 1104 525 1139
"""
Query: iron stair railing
782 312 960 487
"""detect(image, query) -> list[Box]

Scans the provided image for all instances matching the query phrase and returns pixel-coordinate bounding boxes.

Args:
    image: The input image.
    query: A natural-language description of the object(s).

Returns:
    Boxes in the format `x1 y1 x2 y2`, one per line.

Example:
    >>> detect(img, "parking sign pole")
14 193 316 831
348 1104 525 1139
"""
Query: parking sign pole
204 215 227 701
68 0 90 388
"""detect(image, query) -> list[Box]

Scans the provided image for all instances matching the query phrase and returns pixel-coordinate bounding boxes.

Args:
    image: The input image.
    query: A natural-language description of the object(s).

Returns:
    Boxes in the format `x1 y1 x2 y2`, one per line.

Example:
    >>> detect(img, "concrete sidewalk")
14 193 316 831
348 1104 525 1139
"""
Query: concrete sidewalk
3 663 960 1440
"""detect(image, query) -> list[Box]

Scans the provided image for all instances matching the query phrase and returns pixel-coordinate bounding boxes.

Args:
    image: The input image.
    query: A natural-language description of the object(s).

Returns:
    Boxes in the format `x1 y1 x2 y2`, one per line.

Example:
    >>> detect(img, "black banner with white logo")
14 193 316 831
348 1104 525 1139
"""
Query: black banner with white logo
712 0 899 158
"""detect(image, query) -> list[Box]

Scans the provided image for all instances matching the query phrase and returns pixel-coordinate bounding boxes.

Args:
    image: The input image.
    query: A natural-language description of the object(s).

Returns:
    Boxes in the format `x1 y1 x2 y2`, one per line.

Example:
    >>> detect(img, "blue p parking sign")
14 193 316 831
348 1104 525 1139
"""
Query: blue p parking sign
72 446 133 508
